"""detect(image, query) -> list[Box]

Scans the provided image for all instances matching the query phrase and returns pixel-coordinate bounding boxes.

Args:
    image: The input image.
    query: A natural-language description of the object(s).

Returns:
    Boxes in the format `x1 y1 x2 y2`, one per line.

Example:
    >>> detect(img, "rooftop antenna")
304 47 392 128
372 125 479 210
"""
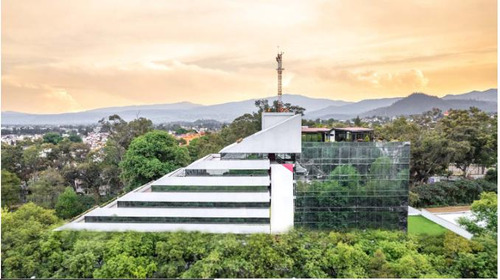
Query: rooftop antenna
276 47 284 112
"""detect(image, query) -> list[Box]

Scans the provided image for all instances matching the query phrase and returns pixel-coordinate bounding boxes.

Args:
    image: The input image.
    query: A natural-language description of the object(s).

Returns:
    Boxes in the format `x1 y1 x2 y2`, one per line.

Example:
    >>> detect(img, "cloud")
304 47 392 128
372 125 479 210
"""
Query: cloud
1 0 497 113
334 69 429 91
1 81 83 113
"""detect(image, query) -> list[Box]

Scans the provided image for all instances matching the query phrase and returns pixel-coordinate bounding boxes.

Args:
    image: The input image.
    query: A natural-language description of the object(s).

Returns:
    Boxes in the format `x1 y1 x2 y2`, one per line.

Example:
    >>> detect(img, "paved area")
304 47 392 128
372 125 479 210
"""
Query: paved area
435 212 472 226
424 205 471 213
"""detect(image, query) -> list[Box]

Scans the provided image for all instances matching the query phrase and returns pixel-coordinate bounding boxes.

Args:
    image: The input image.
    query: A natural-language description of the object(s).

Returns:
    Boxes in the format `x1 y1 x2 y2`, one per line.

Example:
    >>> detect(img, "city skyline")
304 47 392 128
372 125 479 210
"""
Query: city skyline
2 0 497 114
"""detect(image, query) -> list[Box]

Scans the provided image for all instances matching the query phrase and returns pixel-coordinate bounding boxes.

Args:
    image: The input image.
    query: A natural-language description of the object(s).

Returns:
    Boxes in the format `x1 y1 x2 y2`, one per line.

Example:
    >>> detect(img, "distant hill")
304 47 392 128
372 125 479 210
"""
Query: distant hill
306 97 402 119
1 94 350 125
87 101 203 113
362 93 497 117
2 89 496 125
443 88 497 102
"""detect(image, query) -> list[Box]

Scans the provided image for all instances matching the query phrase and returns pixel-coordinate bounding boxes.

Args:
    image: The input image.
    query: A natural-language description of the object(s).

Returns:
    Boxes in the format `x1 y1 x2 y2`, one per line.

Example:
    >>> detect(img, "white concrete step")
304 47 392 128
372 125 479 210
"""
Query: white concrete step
57 222 271 233
119 192 270 203
86 207 270 218
152 175 270 186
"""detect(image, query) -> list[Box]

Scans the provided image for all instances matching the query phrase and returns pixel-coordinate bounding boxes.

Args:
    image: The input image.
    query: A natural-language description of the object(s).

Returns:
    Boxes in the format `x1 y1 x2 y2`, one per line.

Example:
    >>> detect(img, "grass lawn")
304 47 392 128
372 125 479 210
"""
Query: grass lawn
408 216 449 235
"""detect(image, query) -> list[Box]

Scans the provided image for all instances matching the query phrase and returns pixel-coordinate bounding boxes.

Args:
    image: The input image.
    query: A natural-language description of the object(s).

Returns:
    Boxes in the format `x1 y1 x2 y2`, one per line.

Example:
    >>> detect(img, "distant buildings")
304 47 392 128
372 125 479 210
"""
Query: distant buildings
83 132 109 150
1 134 43 145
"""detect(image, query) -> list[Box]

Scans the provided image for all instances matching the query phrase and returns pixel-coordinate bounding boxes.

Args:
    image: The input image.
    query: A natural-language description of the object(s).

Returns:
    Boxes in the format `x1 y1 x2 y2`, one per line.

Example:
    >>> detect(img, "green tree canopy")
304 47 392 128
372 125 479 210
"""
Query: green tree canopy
120 130 190 189
43 132 63 145
55 187 92 219
1 170 22 208
67 133 83 143
438 108 497 176
329 165 360 189
1 203 60 278
458 192 497 237
27 168 66 209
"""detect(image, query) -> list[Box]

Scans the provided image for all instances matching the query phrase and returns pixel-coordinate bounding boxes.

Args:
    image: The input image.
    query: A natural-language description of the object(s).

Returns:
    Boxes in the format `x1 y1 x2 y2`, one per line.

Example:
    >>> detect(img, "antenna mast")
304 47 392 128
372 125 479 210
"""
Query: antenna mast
276 50 284 112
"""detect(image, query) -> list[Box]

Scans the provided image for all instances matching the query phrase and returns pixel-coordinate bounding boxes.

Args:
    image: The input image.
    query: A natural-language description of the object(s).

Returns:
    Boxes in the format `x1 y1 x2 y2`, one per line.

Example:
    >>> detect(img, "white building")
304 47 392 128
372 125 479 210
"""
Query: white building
57 113 300 234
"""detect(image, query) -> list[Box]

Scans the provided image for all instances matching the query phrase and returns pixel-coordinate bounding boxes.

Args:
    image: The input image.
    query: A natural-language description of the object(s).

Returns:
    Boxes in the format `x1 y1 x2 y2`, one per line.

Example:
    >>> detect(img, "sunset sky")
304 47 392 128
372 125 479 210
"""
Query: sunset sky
2 0 497 114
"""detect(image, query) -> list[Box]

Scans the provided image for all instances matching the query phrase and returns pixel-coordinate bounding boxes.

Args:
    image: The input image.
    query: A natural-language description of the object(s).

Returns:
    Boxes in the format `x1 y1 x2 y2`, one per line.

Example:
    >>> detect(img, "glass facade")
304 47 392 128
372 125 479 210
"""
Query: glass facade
294 142 410 231
151 185 269 192
184 169 269 176
117 201 270 208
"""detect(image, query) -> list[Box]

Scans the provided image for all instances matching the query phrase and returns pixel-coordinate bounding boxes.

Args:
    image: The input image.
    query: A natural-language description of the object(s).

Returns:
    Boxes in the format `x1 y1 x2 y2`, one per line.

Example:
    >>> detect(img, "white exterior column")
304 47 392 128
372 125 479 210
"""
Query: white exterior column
270 163 294 234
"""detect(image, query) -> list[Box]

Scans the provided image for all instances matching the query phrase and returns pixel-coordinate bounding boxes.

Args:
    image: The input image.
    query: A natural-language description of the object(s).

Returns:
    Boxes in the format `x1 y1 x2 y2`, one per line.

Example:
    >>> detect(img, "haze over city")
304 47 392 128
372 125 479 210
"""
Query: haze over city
2 0 497 114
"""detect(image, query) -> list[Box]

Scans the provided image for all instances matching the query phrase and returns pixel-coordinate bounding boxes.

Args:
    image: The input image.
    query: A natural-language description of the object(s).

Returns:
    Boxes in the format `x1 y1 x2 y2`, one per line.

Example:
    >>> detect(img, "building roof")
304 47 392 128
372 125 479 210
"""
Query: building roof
332 127 374 132
301 127 331 133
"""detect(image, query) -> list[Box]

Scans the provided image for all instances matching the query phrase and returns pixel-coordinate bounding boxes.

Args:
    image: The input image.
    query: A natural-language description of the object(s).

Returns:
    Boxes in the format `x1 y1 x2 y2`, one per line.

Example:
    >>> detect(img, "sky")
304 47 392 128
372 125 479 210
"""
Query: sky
1 0 497 114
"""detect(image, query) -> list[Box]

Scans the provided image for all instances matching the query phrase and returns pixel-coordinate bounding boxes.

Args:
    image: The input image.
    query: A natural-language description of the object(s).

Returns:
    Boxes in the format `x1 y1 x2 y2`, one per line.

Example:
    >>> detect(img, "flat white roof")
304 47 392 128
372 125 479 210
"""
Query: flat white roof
186 158 270 170
119 192 270 202
152 175 270 186
56 223 270 233
85 207 269 218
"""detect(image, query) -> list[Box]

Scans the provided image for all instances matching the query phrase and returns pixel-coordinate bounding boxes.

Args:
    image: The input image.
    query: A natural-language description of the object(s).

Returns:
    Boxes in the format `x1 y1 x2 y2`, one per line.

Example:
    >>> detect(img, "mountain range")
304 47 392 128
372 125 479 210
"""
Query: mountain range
1 89 497 125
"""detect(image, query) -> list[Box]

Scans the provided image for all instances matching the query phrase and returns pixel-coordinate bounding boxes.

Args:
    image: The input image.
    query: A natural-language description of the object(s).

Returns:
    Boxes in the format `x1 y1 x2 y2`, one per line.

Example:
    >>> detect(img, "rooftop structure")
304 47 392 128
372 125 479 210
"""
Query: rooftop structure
302 126 374 142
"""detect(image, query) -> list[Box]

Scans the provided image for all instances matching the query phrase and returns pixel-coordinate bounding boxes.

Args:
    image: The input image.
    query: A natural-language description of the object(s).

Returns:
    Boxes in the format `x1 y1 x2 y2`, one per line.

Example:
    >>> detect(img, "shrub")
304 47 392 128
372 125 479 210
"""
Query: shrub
410 179 497 208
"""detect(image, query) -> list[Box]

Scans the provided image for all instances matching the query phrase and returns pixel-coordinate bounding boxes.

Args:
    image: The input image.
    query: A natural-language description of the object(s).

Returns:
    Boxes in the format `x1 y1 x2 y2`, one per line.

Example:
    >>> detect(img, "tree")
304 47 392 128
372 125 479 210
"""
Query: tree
375 116 420 141
1 203 60 278
410 130 456 183
1 170 22 208
219 113 261 145
354 116 362 126
93 254 157 278
55 187 91 219
438 108 497 176
255 99 305 115
120 130 190 189
43 132 63 145
324 242 369 278
188 133 226 161
74 154 106 202
368 249 393 278
27 168 66 209
67 133 82 143
1 143 23 176
99 115 154 150
329 165 360 189
458 192 497 237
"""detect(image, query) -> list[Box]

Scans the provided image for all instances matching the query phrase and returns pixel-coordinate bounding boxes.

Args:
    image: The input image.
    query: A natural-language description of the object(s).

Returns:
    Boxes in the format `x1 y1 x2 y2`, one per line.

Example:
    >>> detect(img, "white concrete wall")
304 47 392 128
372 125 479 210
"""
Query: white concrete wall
420 209 473 239
262 112 295 130
270 164 294 234
220 114 302 154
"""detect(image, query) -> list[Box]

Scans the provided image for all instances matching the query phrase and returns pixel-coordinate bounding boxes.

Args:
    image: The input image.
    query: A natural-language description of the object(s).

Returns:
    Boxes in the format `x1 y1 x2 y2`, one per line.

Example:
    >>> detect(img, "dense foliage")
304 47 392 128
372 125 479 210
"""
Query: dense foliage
120 130 190 189
1 170 22 208
376 108 497 183
459 192 497 238
0 115 156 218
410 179 497 208
1 203 497 278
